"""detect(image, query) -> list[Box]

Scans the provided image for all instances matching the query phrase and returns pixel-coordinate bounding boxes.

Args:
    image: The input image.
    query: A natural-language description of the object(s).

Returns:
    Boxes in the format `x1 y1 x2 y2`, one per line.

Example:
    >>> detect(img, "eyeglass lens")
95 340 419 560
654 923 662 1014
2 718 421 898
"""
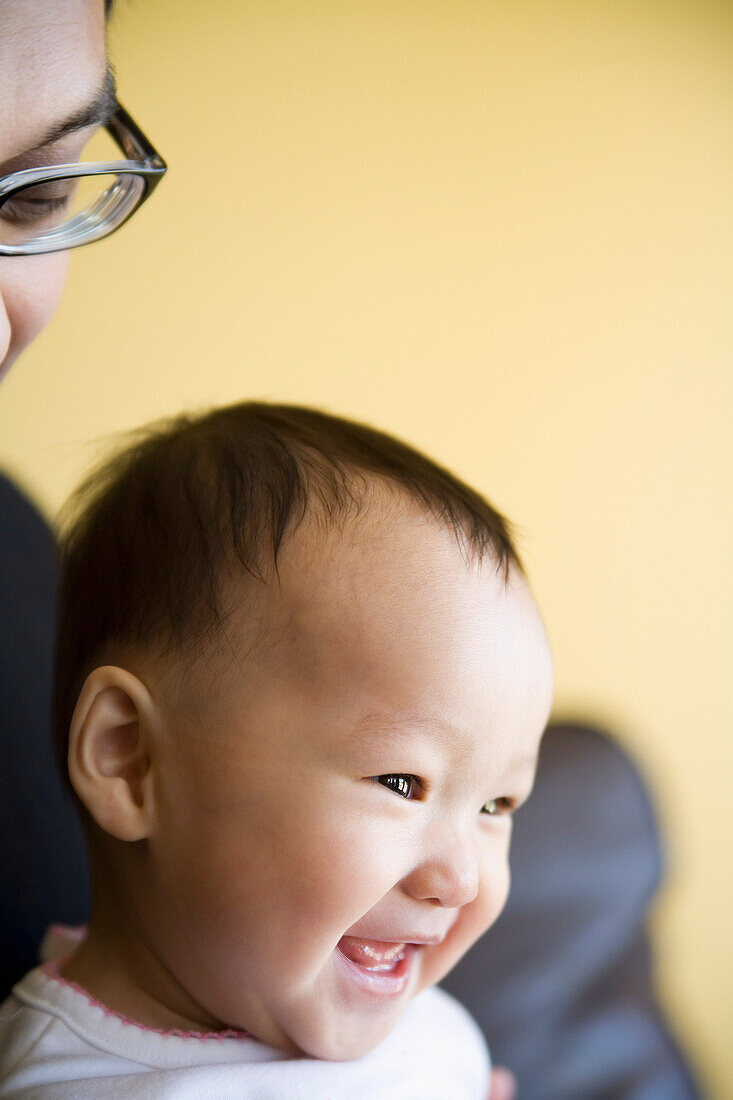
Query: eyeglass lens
0 172 146 252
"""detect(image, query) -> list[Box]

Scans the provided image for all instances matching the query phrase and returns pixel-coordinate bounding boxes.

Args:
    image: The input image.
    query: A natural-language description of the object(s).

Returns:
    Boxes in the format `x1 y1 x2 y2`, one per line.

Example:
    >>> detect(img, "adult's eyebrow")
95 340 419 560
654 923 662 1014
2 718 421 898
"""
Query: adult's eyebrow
34 65 118 151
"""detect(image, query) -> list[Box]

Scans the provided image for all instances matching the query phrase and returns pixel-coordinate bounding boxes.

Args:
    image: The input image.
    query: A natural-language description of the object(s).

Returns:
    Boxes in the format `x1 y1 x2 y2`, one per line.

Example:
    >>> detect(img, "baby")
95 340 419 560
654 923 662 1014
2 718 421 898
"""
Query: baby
0 402 553 1097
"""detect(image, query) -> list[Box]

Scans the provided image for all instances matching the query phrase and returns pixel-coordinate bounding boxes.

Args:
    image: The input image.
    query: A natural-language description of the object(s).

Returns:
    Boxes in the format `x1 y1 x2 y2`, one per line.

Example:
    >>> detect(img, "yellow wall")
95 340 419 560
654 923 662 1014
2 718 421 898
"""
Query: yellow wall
1 1 730 1092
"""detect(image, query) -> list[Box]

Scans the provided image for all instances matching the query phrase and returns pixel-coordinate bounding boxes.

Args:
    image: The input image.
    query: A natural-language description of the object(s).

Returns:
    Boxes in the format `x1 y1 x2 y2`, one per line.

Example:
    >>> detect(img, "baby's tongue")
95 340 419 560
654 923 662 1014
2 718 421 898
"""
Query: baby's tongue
338 936 407 970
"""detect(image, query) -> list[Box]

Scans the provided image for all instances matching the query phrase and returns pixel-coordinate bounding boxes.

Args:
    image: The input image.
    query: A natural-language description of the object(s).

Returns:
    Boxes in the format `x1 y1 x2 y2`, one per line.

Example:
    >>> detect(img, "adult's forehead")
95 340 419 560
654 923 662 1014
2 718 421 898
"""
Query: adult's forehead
0 0 107 163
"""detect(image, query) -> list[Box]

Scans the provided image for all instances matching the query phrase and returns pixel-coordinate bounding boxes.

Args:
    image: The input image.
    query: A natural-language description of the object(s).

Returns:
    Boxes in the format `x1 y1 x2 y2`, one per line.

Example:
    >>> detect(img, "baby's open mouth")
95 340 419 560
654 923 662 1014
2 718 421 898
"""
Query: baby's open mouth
337 936 408 973
335 936 414 995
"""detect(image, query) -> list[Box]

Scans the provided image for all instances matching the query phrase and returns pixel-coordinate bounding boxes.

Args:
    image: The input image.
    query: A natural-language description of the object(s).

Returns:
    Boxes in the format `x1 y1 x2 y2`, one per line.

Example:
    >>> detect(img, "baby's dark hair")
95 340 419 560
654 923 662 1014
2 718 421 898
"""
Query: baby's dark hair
54 402 521 773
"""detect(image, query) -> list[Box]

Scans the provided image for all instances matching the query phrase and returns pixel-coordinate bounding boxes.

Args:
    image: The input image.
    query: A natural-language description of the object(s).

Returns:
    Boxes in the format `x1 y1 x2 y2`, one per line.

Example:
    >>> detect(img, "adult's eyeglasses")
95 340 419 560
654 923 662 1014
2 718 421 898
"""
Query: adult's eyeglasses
0 102 166 257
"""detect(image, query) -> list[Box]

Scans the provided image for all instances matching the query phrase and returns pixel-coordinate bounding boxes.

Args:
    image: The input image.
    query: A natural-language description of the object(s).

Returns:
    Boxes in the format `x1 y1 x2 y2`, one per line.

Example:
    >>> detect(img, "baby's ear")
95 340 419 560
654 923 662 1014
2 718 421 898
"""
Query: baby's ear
68 666 156 842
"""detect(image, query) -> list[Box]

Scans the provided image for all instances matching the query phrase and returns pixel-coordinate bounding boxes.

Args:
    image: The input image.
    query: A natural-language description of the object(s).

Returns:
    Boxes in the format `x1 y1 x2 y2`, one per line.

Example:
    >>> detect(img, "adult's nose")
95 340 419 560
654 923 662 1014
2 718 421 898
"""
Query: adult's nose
401 829 480 909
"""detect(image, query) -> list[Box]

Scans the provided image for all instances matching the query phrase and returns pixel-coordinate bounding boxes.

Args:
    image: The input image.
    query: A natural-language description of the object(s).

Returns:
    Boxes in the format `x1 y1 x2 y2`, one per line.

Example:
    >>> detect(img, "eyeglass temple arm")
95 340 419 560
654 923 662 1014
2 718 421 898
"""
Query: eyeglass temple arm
107 101 166 170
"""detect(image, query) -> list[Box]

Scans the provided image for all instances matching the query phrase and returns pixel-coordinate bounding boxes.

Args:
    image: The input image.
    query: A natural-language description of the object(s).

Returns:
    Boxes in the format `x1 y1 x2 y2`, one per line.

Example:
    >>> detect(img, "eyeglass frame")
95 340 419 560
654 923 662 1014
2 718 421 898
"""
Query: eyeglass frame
0 101 167 257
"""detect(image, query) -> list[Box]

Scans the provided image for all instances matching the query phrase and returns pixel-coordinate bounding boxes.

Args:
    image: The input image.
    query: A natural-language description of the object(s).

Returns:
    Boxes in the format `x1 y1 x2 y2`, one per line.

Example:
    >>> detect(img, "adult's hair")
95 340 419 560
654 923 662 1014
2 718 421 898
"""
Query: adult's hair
54 402 521 773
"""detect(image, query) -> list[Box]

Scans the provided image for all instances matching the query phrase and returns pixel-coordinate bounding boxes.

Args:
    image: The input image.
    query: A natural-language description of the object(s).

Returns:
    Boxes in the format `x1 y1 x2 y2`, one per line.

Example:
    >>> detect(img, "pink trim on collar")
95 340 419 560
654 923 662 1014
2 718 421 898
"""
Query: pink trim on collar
41 958 252 1042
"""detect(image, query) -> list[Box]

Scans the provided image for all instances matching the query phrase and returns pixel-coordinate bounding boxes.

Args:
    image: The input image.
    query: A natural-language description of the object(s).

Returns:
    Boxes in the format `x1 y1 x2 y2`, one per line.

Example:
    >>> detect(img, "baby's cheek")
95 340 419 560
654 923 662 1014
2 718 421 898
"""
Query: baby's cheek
460 872 509 951
419 855 510 990
482 854 511 930
297 817 399 919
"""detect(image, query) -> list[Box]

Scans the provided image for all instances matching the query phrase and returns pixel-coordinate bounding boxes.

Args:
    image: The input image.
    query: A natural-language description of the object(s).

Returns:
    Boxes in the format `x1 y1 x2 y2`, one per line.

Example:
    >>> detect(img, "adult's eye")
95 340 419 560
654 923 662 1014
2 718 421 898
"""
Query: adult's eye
481 796 515 816
1 193 69 227
373 774 421 800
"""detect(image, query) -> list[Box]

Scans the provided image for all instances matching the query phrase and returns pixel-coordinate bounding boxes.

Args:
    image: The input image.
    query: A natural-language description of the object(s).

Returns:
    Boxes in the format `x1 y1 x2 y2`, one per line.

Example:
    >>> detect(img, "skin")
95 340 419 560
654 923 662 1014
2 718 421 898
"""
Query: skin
0 0 110 379
1 7 526 1089
63 499 554 1062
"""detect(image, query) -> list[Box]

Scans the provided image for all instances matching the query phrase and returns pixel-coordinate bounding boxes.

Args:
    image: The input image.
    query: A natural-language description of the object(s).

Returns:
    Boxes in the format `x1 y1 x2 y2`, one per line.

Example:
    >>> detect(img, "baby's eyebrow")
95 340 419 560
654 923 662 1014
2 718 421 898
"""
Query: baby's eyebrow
352 710 540 771
353 711 467 746
352 712 489 763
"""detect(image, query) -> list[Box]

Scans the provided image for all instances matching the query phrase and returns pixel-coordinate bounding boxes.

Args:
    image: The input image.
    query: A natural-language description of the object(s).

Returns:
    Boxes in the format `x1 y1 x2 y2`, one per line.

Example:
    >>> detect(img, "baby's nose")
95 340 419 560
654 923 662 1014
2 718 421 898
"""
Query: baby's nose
400 835 480 909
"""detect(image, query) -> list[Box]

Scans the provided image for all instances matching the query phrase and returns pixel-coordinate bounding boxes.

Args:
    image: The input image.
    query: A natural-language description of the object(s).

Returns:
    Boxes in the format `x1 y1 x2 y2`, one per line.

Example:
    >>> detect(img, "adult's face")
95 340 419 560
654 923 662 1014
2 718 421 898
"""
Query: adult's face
0 0 108 380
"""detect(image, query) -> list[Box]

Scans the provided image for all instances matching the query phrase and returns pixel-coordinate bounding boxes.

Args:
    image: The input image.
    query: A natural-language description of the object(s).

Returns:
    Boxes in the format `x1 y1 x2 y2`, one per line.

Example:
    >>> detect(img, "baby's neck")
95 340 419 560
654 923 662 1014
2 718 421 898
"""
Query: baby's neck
60 924 226 1035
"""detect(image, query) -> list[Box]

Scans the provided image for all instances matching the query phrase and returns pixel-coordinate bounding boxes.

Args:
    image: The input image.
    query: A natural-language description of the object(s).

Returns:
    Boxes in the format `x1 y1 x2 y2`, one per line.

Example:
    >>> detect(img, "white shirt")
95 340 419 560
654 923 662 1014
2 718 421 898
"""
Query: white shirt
0 963 490 1098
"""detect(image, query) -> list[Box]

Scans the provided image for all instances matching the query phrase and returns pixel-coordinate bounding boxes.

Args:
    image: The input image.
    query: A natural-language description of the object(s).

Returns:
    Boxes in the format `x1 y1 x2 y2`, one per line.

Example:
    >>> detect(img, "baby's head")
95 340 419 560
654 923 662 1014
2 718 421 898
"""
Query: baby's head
55 402 553 1060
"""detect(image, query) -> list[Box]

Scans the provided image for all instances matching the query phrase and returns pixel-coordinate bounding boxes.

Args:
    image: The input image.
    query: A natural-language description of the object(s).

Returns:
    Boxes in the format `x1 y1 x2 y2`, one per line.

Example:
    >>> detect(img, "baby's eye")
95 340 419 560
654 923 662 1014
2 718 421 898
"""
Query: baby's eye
372 774 421 800
481 797 515 816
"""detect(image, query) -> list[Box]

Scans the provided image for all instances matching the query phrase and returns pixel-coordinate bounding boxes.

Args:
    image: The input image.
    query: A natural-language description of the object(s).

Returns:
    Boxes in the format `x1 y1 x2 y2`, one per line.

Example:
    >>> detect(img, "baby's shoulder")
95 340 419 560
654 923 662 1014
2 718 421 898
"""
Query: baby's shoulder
367 985 491 1097
0 971 490 1100
0 988 87 1095
408 984 488 1038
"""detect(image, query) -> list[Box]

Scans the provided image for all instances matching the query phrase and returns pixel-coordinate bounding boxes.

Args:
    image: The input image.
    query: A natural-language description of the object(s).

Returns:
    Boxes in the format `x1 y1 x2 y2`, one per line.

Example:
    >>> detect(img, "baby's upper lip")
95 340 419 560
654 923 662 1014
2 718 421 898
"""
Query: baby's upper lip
342 928 450 947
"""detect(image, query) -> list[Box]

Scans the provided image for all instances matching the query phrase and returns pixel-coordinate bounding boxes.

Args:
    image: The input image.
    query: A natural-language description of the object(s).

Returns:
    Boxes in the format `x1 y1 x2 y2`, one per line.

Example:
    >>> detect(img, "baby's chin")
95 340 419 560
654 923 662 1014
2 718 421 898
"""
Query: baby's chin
279 944 430 1061
290 1011 399 1063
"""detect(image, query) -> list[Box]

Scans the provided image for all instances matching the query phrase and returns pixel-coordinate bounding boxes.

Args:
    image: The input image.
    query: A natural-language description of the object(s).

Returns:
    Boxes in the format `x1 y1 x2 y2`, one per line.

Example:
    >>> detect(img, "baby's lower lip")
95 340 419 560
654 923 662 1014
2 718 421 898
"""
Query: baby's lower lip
335 936 415 995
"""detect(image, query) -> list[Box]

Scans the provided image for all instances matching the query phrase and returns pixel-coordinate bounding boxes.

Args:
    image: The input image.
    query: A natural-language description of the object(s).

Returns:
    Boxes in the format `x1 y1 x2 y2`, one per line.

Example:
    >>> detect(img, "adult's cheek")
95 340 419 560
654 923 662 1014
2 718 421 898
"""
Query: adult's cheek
0 251 70 381
0 291 9 374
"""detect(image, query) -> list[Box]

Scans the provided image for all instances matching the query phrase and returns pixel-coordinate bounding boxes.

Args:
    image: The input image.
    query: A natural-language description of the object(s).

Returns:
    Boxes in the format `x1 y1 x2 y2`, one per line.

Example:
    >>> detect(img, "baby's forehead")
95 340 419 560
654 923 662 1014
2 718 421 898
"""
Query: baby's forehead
163 494 551 768
264 500 485 624
189 480 501 684
182 505 551 780
215 504 515 692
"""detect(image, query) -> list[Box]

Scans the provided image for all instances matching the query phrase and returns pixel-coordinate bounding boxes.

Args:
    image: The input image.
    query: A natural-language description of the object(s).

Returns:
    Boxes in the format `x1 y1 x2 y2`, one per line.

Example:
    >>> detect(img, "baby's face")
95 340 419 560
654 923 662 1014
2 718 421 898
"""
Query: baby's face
148 502 553 1060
